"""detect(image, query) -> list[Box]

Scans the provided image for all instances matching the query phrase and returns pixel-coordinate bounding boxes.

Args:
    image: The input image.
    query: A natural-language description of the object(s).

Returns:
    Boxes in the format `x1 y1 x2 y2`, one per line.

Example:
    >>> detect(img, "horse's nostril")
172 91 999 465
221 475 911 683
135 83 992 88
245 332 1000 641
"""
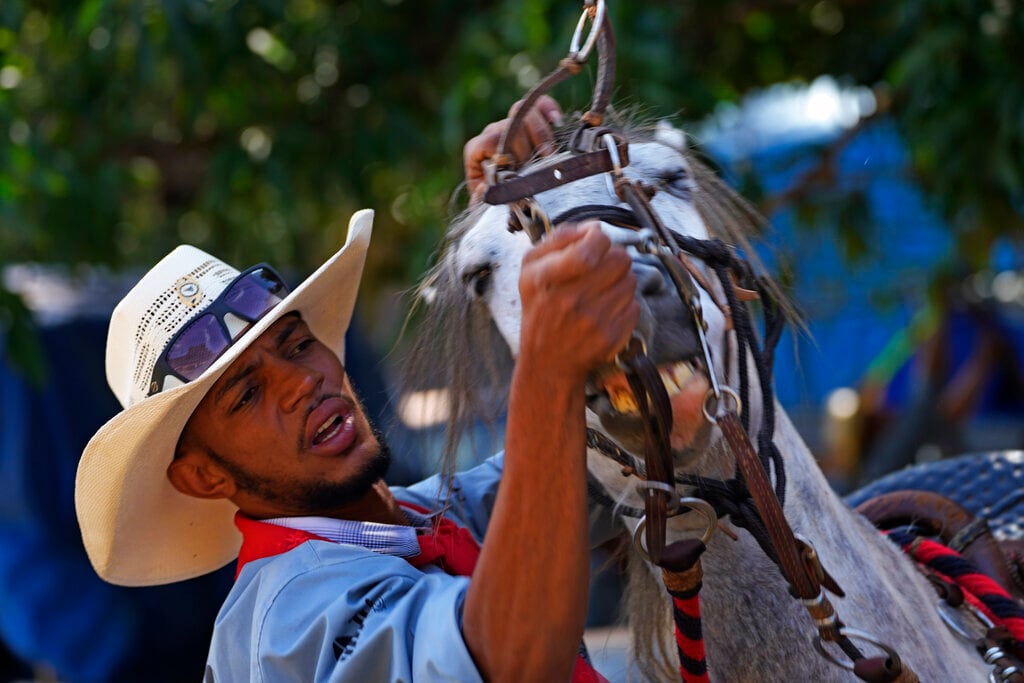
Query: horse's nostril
634 263 664 297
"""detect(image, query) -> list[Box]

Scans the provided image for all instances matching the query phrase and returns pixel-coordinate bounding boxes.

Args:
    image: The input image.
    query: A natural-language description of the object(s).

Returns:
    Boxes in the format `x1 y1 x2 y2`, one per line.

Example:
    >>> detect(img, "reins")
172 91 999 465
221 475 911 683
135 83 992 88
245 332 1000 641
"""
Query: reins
480 1 923 680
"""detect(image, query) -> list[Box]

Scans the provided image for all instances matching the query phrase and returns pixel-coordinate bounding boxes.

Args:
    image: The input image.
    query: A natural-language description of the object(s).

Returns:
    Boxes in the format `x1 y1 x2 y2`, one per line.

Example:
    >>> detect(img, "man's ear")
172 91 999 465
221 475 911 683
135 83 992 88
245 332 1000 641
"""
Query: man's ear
167 449 236 500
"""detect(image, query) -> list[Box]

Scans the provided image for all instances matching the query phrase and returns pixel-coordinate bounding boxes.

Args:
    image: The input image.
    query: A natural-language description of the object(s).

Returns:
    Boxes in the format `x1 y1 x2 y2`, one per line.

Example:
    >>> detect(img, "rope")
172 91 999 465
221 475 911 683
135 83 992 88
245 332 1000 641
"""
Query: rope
669 583 709 683
660 539 710 683
887 528 1024 642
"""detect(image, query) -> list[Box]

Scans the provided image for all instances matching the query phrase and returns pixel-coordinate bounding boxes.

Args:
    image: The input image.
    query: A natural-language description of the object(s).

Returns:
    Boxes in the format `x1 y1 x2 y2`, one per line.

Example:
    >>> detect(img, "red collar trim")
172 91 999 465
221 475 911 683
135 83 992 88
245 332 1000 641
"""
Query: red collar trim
233 502 454 579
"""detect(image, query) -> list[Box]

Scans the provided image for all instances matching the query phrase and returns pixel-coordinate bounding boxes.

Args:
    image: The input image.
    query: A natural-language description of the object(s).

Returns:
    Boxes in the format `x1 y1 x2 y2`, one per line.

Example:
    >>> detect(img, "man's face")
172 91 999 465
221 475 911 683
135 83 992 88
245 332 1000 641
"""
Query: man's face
178 314 388 518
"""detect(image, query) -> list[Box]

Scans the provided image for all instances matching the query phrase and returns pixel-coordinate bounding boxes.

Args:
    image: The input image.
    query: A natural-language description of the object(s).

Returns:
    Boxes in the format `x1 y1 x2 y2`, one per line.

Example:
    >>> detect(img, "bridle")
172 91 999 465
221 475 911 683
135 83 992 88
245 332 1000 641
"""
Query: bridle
480 2 919 681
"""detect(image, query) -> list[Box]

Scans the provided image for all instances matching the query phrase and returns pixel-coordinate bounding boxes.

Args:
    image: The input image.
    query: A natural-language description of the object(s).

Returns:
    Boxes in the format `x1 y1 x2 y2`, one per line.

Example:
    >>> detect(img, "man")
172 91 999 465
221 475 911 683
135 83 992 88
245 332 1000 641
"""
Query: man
75 104 639 682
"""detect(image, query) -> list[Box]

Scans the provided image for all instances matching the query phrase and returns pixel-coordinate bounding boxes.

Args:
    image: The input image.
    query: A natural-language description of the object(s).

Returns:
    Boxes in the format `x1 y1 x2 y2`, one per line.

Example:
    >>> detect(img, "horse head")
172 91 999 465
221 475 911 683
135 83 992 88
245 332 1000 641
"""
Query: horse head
421 124 774 498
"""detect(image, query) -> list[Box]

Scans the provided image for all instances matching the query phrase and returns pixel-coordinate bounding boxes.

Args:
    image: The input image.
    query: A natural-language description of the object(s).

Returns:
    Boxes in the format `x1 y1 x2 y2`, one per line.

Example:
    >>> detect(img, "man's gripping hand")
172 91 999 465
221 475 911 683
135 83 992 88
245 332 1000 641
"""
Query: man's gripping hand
517 221 640 384
463 95 563 204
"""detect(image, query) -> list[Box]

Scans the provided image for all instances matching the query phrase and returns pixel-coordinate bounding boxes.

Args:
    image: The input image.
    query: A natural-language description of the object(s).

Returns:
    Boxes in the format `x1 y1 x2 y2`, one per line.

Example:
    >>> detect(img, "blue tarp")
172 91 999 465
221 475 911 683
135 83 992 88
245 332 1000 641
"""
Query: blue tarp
0 316 233 682
704 116 1023 418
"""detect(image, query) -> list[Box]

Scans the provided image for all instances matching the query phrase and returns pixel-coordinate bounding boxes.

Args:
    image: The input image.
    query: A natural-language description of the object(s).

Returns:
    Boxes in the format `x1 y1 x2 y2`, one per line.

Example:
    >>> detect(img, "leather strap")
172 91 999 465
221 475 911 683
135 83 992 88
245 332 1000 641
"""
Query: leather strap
625 352 675 565
718 411 817 599
484 143 628 205
857 490 1024 602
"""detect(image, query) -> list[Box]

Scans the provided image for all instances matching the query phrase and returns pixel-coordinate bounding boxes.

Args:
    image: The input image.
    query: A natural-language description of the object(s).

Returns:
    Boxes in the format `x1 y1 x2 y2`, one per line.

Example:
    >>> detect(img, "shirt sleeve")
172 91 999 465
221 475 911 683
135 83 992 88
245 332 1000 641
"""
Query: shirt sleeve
206 542 483 683
392 452 505 541
394 452 623 548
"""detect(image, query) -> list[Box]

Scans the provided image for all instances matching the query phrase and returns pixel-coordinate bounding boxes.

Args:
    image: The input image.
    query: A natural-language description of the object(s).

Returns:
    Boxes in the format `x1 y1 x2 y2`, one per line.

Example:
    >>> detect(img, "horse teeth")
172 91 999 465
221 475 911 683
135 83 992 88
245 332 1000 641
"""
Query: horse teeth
605 362 694 414
608 386 639 414
673 362 694 385
659 368 680 393
659 362 694 396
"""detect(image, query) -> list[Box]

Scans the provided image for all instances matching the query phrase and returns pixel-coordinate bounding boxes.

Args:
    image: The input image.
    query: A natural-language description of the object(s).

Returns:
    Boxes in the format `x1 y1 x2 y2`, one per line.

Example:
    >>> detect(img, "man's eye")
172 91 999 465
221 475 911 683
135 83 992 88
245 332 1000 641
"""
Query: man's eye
289 338 313 357
234 386 258 411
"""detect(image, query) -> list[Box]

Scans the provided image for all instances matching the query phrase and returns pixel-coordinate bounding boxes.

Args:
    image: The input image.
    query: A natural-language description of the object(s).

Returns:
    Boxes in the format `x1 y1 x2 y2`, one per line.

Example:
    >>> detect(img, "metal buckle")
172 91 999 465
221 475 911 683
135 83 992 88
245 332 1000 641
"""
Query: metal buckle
701 386 741 424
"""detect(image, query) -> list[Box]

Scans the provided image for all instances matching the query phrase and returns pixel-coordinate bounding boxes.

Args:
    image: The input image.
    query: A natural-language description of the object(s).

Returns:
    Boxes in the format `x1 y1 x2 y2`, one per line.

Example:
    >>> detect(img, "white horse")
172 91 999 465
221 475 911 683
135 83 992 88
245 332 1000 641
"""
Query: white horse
404 123 988 681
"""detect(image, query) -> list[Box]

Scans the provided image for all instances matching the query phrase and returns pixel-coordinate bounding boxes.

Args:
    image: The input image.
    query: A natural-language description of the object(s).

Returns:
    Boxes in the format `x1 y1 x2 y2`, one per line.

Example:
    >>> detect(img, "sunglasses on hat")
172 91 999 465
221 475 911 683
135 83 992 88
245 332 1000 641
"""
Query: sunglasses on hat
148 264 289 396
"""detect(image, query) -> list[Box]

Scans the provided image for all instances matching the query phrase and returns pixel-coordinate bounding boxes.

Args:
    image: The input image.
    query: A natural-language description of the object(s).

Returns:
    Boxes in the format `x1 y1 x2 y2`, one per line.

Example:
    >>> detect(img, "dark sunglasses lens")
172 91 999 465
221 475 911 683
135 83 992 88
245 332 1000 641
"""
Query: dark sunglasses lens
223 269 286 320
166 313 230 381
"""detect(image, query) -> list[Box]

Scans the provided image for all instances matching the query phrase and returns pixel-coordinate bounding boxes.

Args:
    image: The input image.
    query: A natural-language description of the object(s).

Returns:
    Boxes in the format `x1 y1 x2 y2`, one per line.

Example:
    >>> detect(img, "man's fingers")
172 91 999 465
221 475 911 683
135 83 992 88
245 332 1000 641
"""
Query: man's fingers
464 96 563 204
507 95 562 125
464 121 507 199
511 96 561 161
521 225 633 297
517 217 640 377
533 95 564 127
524 222 608 277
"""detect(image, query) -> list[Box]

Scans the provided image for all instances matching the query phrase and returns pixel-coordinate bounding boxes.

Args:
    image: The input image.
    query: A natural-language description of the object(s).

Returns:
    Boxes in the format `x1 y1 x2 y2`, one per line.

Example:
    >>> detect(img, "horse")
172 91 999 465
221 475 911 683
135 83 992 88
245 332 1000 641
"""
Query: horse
401 120 990 681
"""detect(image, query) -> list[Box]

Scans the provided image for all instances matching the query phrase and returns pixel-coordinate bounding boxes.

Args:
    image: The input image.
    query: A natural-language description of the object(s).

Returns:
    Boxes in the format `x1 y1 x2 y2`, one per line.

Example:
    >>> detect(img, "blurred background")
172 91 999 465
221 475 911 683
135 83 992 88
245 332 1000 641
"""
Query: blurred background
1 1 1022 680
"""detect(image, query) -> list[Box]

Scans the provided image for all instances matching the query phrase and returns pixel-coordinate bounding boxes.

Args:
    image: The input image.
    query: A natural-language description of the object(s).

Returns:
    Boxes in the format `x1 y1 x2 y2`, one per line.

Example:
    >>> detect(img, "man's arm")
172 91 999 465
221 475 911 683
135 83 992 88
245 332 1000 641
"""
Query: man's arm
462 223 639 681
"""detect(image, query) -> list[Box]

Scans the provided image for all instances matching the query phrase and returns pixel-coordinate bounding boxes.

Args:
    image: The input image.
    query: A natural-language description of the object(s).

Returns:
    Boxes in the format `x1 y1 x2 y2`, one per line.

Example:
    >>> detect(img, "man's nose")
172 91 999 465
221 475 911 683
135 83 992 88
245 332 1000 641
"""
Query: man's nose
269 357 323 412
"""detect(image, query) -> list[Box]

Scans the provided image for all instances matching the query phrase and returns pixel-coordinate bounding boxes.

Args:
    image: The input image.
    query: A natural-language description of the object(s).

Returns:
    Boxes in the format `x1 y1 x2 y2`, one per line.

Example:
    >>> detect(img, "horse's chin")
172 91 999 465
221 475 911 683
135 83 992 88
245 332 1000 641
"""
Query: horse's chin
586 368 711 463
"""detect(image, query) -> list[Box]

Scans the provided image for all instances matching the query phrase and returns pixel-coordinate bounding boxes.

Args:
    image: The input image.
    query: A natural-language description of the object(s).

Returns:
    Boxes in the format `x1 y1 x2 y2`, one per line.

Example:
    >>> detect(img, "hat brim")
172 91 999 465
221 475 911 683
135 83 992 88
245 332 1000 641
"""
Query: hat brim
75 209 373 586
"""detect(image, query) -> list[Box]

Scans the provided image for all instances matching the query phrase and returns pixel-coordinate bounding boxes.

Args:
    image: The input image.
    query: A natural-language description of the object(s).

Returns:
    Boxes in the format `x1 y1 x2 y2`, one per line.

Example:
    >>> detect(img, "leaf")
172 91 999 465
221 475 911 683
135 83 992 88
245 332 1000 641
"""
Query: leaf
0 286 47 387
75 0 107 35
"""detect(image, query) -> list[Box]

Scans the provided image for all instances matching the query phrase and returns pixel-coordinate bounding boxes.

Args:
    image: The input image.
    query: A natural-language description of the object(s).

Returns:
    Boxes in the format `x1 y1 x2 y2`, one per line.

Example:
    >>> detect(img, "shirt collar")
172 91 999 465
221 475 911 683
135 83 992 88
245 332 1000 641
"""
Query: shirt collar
260 504 435 559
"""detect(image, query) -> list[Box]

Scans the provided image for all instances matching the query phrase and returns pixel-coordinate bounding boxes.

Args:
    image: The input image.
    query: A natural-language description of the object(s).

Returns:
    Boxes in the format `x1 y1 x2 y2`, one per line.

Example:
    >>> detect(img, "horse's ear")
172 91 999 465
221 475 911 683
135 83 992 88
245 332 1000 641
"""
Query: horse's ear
654 120 686 149
420 285 439 306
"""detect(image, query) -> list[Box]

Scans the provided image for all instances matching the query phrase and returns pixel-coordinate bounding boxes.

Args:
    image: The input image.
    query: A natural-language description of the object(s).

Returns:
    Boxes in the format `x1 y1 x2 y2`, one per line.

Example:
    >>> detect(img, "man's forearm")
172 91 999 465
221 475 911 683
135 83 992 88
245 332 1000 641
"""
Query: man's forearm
462 355 591 682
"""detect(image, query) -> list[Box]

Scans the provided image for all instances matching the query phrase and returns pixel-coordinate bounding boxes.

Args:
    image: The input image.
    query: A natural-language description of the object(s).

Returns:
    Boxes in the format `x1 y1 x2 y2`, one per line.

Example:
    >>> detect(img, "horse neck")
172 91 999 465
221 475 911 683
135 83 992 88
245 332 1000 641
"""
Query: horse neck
691 403 984 680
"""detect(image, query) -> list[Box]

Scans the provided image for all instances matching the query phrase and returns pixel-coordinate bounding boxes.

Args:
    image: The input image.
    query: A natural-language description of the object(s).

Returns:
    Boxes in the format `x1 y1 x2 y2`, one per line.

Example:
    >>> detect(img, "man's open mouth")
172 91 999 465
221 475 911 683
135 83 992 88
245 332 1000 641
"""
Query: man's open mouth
305 396 357 453
312 414 344 446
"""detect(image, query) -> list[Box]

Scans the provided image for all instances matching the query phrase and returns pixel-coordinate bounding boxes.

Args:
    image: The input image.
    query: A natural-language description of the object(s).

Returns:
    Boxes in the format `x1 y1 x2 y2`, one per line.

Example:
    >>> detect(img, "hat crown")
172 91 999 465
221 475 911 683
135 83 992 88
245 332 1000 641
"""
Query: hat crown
106 246 244 408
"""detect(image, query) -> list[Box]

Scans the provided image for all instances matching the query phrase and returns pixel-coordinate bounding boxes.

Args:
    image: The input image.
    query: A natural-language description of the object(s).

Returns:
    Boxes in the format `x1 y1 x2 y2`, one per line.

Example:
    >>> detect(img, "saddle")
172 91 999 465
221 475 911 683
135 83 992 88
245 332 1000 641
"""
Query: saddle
846 450 1024 601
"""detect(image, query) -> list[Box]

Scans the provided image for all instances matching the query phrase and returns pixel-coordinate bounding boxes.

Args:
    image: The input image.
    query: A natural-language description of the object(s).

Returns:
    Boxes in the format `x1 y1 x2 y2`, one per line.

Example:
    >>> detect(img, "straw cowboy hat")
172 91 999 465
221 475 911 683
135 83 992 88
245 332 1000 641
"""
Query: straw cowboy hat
75 209 373 586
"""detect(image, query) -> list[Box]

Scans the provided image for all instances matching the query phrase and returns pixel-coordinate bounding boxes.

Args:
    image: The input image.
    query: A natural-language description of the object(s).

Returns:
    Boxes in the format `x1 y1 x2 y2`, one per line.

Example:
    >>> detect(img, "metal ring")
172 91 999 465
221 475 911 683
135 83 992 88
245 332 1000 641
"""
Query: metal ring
936 601 990 642
701 385 741 424
569 0 605 62
631 498 718 562
634 229 659 255
602 133 623 175
813 628 902 673
635 480 680 513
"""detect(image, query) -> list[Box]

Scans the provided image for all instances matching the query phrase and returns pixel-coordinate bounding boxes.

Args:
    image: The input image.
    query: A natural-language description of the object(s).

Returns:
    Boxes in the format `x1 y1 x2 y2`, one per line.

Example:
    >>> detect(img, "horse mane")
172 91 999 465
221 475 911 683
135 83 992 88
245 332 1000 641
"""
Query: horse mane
398 202 515 481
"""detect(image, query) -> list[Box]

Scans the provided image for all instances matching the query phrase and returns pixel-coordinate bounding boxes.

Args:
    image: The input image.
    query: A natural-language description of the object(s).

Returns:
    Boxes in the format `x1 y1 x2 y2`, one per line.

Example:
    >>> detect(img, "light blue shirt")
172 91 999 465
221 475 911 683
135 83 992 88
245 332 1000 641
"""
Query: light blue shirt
204 455 504 683
203 453 619 682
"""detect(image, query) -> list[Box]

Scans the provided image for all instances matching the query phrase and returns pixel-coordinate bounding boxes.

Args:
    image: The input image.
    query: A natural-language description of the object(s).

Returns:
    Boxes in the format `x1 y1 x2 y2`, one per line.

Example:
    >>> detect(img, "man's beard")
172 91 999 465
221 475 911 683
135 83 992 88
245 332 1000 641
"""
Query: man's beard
209 425 393 514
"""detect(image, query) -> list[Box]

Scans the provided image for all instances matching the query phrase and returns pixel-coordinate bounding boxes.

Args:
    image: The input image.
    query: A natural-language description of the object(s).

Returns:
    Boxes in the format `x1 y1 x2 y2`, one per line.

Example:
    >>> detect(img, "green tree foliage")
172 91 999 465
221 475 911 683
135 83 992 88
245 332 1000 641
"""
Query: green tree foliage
1 0 1022 376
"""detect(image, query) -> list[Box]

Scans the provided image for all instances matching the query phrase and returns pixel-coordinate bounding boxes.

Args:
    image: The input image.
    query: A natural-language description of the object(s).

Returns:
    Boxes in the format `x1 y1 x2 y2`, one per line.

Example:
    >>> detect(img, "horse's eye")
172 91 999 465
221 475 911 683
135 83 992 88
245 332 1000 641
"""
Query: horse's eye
463 264 493 297
659 168 692 200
